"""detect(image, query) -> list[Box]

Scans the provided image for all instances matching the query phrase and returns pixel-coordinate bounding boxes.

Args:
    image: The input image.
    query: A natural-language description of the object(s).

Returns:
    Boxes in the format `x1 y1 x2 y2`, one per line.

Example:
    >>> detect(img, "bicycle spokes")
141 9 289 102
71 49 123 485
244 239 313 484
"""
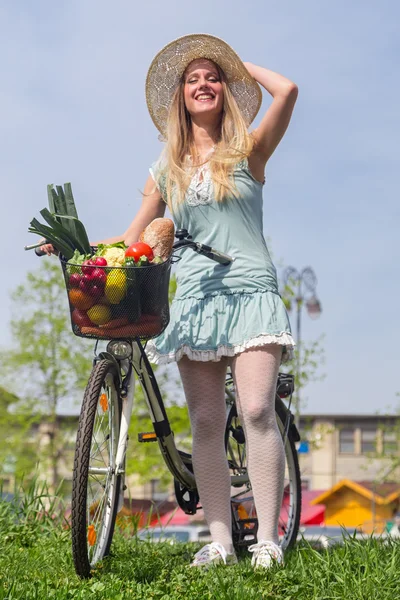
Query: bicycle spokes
86 374 118 563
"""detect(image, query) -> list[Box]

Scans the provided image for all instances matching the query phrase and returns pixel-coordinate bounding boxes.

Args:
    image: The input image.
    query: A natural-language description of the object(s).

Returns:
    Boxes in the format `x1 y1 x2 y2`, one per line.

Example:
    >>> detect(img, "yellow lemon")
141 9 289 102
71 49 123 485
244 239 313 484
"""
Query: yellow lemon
105 269 127 304
87 304 112 325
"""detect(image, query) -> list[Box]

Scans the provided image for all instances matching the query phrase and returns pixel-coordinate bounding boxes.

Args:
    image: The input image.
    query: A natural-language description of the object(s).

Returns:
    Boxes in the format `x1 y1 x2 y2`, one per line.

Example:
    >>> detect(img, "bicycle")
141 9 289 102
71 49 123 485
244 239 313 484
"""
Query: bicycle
35 228 301 578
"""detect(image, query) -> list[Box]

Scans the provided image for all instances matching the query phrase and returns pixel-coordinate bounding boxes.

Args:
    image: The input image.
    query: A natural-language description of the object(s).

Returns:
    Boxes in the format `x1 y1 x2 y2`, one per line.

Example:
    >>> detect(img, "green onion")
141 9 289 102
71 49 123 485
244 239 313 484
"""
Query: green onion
52 214 91 255
28 218 75 258
47 183 81 242
27 183 92 258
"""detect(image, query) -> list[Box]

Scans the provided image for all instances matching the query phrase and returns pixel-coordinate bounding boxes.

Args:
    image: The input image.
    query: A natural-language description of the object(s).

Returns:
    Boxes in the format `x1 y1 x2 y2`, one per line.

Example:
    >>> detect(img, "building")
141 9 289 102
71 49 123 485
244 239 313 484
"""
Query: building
298 413 400 490
3 411 399 516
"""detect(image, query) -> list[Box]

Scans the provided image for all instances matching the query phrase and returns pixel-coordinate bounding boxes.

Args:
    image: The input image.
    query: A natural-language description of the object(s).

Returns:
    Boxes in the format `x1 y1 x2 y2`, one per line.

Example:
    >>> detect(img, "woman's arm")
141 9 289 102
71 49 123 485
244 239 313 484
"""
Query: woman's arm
40 175 166 253
245 62 298 169
93 175 166 246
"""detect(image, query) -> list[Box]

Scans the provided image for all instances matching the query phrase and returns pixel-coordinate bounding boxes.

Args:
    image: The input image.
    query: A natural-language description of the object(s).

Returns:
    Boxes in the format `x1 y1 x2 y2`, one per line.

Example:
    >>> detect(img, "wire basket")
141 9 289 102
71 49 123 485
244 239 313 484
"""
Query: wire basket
60 257 171 340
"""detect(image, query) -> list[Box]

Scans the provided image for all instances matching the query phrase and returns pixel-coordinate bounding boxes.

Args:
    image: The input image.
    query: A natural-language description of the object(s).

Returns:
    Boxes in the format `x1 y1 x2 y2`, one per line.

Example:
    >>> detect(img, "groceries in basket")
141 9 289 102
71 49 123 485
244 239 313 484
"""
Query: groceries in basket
27 183 174 340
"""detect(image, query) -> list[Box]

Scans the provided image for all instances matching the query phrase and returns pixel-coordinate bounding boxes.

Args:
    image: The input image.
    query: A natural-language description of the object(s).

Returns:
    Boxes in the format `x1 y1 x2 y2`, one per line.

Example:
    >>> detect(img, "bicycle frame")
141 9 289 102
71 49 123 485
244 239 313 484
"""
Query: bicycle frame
110 338 251 491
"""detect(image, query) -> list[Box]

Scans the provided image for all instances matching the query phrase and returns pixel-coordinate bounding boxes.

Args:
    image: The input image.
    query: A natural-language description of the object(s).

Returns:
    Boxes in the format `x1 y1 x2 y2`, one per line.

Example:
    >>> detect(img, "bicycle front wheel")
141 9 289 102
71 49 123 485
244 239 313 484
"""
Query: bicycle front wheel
71 359 122 578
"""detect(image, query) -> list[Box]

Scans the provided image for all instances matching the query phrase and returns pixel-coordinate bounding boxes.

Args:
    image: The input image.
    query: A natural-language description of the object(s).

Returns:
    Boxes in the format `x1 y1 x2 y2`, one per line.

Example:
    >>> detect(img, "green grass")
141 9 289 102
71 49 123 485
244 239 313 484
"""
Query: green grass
0 485 399 599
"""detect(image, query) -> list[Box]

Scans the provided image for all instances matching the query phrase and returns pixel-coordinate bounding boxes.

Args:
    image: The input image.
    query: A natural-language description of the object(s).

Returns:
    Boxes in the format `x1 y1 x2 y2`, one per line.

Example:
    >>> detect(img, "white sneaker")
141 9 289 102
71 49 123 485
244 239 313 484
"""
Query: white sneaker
190 542 238 568
248 540 284 569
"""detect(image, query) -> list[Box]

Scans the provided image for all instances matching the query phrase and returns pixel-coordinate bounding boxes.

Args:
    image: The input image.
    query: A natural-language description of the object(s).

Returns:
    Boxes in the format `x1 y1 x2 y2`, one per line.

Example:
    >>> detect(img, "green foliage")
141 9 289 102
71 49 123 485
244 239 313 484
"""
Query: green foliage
0 387 39 481
0 477 67 548
0 263 185 492
3 261 92 405
0 261 92 488
283 336 326 396
0 492 399 600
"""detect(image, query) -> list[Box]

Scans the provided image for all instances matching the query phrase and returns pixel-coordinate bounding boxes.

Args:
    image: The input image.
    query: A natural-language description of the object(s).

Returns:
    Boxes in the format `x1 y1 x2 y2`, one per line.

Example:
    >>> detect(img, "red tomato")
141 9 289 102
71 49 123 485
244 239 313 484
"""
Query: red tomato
125 242 154 262
71 309 93 328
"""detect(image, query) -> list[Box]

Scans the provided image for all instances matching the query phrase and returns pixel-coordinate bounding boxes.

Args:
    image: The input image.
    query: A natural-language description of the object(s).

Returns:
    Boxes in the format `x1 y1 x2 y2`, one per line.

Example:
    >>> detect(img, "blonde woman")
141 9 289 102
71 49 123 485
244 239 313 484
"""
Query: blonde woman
142 34 298 569
41 33 298 568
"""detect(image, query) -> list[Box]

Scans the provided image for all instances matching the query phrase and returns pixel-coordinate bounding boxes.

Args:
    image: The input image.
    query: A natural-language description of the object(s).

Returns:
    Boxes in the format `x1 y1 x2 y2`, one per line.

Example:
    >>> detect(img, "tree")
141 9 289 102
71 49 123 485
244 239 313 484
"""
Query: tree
0 266 189 494
0 261 92 490
0 386 39 485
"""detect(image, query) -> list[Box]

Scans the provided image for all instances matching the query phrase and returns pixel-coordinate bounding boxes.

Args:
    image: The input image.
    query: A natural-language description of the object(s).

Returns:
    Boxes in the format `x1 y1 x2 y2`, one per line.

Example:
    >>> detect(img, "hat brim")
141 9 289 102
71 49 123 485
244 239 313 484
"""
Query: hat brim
146 33 262 137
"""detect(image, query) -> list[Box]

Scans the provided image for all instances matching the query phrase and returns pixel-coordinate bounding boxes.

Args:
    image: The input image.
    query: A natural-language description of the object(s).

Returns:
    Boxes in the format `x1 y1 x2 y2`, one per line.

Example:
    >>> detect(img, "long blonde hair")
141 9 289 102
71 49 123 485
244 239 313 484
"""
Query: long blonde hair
162 64 255 209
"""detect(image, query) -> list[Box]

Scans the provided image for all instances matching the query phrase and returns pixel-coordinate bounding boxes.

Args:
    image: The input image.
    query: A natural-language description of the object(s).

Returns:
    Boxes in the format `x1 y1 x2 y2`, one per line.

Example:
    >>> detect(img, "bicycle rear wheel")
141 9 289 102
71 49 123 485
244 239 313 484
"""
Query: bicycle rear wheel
71 359 122 578
225 392 301 551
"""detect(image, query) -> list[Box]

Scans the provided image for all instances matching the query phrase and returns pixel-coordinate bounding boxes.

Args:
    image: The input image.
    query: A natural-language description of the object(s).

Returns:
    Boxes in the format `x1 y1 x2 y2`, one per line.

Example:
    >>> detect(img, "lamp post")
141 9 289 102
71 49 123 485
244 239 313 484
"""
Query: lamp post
282 267 322 428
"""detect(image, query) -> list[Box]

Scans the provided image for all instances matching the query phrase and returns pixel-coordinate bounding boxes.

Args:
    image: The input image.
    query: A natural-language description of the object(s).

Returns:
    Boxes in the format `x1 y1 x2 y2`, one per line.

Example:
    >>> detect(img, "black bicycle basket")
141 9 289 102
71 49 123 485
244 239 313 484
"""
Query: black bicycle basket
60 256 171 340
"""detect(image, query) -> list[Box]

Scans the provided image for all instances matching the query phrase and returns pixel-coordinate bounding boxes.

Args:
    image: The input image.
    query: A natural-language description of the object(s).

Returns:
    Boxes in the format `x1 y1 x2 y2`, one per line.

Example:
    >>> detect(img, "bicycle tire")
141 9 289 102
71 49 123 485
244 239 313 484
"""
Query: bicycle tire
71 359 122 578
225 394 301 551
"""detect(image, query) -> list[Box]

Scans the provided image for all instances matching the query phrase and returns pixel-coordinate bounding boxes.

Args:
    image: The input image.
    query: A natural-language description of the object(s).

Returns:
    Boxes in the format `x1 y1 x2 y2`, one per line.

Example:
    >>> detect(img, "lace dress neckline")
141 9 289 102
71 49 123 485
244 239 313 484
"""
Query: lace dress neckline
185 148 215 207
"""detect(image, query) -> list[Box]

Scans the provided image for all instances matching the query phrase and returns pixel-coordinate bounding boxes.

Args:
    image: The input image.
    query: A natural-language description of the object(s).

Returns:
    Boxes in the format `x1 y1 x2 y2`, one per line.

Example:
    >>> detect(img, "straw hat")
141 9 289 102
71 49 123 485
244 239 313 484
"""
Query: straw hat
146 33 262 137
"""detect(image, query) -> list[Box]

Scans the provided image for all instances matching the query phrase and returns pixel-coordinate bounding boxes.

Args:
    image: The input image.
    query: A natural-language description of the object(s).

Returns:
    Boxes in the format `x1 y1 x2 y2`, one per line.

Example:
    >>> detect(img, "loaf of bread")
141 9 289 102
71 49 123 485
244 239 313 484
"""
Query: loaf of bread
139 218 175 260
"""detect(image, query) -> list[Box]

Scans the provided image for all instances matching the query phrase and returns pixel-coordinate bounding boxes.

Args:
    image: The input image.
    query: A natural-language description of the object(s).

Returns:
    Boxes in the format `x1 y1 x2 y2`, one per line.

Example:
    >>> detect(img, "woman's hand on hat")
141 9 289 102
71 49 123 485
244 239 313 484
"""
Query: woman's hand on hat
243 62 257 78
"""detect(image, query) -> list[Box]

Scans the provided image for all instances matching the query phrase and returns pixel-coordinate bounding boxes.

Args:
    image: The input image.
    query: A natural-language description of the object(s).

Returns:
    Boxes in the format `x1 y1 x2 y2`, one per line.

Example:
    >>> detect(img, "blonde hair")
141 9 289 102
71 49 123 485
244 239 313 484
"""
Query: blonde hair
162 64 255 210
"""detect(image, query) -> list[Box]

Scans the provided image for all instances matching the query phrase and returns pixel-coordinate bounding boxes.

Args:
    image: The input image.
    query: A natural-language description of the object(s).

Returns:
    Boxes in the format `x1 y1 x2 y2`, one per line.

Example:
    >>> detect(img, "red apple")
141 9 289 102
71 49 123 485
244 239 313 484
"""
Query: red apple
89 285 104 299
94 256 107 266
82 259 96 275
90 268 107 286
69 273 82 288
79 274 93 294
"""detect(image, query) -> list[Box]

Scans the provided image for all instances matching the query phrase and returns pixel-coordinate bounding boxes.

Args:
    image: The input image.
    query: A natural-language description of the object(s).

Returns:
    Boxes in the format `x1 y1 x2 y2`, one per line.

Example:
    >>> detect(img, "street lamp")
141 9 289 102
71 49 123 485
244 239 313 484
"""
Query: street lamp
282 267 322 428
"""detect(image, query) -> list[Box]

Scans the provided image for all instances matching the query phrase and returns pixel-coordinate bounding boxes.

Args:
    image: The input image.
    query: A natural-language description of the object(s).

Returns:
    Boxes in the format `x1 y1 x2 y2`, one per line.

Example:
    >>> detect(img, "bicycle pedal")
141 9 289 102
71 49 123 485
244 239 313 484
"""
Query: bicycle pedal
233 518 258 545
138 432 158 443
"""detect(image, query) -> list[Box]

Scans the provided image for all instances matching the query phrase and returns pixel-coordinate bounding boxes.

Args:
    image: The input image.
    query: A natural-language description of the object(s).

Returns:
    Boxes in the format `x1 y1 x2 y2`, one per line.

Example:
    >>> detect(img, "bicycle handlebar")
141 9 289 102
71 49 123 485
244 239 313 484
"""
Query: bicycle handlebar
24 240 49 256
173 239 234 265
26 230 234 265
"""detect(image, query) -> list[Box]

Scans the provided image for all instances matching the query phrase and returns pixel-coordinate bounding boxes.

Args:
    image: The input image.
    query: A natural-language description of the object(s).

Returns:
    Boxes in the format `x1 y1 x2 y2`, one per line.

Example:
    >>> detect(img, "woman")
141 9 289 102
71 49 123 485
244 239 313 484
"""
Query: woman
41 33 298 569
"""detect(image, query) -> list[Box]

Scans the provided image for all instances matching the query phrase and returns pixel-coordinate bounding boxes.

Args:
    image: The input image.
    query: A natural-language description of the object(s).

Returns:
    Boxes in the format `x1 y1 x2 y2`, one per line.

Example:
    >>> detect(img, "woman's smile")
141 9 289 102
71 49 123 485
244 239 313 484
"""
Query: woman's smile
196 93 215 102
184 58 224 117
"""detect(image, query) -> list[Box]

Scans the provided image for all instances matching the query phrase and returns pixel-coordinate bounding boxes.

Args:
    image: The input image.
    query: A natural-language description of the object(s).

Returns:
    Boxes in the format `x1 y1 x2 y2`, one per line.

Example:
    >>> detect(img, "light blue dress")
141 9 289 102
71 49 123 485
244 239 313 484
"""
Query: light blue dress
146 155 295 364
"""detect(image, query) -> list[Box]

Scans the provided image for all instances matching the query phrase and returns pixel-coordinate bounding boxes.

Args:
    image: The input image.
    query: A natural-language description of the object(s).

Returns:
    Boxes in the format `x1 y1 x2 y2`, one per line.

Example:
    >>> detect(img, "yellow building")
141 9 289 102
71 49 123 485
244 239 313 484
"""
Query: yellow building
311 479 400 533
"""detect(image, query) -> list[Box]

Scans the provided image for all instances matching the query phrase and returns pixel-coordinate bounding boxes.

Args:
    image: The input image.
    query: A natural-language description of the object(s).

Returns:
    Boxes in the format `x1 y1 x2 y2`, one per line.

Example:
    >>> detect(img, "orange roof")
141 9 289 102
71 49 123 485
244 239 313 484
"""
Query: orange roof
311 479 400 507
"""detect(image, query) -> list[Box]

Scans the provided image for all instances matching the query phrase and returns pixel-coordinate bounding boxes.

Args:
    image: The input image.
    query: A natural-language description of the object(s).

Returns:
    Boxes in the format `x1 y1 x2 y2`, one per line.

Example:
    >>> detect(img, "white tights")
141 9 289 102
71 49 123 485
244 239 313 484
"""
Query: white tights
178 346 285 552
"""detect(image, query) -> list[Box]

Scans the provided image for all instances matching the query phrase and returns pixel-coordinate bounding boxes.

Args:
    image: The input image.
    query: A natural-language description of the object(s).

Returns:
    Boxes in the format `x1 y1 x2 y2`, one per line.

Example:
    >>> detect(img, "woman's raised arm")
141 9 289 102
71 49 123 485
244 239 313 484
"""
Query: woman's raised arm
245 62 298 169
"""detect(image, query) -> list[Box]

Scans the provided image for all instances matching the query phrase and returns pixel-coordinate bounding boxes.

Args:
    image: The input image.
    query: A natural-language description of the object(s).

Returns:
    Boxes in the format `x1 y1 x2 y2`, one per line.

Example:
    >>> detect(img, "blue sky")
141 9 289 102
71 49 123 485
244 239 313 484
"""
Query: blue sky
1 0 399 414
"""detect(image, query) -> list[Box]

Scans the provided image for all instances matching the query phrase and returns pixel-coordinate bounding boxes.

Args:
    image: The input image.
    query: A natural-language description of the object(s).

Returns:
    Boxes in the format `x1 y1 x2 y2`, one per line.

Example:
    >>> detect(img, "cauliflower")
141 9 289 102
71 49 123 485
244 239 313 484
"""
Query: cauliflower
102 247 126 267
